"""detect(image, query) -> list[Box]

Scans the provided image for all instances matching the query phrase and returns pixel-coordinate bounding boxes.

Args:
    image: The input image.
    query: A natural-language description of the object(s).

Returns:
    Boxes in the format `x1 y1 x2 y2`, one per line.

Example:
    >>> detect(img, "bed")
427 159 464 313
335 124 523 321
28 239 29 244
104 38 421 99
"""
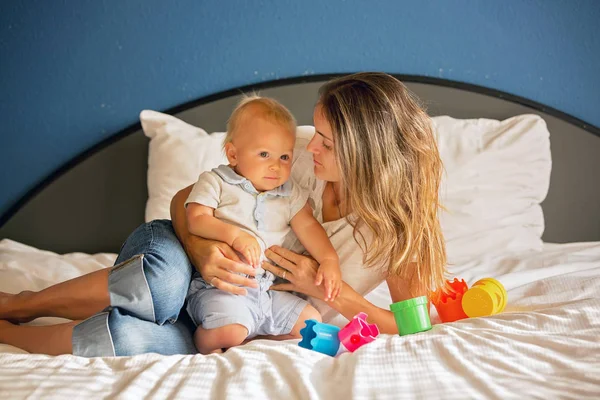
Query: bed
1 75 599 399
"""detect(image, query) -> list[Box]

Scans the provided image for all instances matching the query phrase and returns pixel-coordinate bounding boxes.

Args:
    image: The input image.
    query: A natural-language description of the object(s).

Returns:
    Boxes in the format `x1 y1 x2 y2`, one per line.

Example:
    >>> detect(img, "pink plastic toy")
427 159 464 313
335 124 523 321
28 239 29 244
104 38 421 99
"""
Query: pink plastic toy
338 312 380 352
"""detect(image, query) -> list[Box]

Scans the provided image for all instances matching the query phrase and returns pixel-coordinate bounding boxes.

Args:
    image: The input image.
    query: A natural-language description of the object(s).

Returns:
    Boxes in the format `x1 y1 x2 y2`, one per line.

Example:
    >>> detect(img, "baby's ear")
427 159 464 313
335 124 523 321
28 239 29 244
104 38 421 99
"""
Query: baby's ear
224 142 238 166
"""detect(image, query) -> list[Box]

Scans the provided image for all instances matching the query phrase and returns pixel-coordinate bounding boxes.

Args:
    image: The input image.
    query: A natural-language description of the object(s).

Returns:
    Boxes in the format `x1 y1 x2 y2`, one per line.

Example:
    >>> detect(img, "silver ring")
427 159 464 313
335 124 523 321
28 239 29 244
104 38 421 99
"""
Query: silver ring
281 270 287 280
209 276 218 286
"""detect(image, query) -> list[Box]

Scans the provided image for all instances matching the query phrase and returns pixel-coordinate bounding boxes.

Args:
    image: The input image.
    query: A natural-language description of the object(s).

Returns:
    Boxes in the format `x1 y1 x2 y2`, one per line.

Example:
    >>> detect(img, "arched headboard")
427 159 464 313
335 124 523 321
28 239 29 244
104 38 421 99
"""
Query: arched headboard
1 75 599 253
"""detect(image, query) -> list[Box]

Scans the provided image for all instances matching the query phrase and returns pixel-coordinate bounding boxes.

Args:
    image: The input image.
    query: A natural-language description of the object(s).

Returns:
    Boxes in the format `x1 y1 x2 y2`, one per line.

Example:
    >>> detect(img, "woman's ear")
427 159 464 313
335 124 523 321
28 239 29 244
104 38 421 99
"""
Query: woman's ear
224 142 238 166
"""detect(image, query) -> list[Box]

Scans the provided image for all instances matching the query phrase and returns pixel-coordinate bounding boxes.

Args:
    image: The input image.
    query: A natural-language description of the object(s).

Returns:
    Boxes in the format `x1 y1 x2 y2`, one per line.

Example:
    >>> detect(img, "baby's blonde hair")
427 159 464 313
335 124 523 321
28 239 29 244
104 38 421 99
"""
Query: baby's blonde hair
319 72 447 297
224 94 297 147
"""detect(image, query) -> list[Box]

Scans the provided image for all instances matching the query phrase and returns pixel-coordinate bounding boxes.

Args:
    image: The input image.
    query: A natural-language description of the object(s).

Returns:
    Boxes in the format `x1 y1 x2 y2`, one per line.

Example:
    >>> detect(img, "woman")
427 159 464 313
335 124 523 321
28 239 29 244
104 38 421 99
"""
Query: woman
0 72 446 356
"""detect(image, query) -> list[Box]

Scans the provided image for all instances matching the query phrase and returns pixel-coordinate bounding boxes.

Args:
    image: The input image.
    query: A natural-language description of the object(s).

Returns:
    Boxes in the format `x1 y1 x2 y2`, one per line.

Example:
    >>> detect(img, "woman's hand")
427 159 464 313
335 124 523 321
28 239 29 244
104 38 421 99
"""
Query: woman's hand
183 236 258 295
262 245 327 301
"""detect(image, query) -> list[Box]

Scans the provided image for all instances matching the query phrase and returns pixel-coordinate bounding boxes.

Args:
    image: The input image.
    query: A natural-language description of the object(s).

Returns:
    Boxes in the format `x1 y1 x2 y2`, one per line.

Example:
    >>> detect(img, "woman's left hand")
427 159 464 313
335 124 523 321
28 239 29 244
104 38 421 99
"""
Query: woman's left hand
262 246 327 301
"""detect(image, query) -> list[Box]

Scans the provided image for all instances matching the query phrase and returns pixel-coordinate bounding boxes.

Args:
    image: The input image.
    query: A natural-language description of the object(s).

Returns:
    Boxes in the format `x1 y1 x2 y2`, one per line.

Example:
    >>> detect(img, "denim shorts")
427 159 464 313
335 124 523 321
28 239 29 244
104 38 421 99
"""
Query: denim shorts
186 273 307 338
72 220 198 357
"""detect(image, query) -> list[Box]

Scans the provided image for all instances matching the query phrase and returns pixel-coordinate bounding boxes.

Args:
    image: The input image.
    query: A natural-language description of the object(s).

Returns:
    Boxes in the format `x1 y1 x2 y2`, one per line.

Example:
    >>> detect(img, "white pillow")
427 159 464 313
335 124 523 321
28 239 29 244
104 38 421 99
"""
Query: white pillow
141 110 228 222
141 110 551 262
434 115 551 262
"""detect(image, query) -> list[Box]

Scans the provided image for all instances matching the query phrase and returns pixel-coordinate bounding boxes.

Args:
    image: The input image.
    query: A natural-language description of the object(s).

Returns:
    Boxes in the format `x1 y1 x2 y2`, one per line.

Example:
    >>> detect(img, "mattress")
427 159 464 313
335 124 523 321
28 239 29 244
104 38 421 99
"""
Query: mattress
0 239 599 399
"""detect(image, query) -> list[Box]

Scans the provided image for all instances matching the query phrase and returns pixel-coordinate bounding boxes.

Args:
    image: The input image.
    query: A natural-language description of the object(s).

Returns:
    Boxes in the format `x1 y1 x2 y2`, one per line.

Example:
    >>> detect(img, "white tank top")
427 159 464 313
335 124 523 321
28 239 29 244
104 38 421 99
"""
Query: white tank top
282 137 387 324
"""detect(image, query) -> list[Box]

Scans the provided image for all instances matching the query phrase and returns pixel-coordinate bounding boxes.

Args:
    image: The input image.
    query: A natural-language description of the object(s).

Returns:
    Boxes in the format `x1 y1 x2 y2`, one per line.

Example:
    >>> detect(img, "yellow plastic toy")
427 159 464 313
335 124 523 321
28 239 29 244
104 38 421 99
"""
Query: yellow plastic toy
461 278 507 318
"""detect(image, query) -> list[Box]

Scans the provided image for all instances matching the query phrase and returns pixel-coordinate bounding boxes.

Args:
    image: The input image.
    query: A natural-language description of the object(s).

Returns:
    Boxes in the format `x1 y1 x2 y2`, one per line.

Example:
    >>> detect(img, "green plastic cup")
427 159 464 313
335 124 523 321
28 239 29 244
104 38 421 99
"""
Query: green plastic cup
389 296 432 336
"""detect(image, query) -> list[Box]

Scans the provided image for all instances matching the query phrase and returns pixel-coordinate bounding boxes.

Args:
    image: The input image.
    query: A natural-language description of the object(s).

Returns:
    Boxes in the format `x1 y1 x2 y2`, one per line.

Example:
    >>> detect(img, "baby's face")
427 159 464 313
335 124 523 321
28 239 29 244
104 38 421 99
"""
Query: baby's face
228 116 295 192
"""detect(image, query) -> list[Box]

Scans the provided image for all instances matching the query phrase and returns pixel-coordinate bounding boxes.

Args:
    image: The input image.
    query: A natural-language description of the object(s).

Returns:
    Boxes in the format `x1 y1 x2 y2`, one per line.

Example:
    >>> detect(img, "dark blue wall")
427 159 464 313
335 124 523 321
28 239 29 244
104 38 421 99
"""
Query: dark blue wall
1 0 599 218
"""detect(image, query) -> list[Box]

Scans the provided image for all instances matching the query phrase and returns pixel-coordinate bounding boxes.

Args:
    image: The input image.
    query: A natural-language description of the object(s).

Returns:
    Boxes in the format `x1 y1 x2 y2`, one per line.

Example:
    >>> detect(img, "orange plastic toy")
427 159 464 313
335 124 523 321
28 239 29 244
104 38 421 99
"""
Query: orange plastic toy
431 278 469 323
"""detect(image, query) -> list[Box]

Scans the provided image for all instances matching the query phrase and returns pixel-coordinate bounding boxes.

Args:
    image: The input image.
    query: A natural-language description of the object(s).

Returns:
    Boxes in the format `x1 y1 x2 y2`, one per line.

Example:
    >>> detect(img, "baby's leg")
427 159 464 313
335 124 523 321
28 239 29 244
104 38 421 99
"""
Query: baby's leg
186 285 256 354
260 291 322 341
252 305 321 342
287 303 321 339
194 324 248 355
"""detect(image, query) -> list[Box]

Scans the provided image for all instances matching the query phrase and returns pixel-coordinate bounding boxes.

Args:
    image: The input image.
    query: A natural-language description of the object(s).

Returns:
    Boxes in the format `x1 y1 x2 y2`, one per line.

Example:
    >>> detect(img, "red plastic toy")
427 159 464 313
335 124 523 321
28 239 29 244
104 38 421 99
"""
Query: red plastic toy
338 312 380 352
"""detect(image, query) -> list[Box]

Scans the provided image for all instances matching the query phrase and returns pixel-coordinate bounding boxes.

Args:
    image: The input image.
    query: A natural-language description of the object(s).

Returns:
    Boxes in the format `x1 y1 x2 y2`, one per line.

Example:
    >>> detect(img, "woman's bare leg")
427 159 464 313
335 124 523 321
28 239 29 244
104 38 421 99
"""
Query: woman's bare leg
0 268 110 322
0 320 77 355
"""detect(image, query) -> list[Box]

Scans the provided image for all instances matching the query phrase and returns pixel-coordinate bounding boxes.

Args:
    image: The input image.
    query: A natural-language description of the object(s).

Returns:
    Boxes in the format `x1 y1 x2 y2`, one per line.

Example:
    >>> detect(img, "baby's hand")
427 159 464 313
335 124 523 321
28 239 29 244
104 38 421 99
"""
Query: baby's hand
315 259 342 301
231 232 261 267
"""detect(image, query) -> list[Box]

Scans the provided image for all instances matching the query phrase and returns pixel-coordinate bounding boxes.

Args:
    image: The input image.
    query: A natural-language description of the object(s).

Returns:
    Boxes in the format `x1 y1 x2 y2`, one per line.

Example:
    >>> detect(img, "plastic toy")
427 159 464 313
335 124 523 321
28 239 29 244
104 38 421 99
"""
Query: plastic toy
431 278 469 323
461 278 507 318
338 312 380 352
298 319 341 356
389 296 432 336
298 313 381 356
430 277 508 322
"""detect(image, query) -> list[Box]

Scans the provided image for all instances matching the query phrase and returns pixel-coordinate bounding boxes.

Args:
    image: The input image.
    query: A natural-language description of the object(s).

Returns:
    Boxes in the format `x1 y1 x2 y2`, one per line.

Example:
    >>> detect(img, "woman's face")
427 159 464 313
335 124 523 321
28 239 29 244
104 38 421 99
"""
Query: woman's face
307 104 341 182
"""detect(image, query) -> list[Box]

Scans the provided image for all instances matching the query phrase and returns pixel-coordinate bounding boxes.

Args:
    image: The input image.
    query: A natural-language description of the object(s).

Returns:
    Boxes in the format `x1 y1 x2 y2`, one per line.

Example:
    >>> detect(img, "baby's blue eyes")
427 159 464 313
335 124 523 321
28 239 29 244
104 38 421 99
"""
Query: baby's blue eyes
280 155 290 161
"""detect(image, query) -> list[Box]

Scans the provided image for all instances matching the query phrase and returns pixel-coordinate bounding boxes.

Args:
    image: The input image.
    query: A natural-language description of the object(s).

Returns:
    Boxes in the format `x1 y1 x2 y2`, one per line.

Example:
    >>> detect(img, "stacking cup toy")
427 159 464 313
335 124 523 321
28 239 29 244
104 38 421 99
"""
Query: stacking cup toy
461 278 507 318
298 319 341 356
431 278 469 323
338 312 380 352
389 296 432 336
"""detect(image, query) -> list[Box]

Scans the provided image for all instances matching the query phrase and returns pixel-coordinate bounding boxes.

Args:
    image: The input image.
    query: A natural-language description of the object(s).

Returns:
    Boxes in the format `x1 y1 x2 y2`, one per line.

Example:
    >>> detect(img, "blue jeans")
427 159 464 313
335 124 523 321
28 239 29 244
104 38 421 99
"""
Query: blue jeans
72 220 198 356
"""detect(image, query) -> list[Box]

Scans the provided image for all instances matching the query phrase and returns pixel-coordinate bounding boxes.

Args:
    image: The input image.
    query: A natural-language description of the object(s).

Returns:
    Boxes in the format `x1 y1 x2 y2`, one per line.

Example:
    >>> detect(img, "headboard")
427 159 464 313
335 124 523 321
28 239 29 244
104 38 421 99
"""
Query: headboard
2 75 599 253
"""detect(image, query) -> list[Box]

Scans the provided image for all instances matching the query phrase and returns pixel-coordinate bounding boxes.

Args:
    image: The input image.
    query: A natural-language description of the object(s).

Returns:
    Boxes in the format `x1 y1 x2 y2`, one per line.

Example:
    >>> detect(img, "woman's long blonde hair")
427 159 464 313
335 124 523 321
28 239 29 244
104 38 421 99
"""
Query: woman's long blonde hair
319 72 446 296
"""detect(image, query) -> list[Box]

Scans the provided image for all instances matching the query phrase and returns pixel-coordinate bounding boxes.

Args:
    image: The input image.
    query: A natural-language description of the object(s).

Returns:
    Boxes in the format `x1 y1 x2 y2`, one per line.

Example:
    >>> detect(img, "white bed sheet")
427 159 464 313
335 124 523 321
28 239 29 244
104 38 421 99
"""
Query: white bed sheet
0 239 599 399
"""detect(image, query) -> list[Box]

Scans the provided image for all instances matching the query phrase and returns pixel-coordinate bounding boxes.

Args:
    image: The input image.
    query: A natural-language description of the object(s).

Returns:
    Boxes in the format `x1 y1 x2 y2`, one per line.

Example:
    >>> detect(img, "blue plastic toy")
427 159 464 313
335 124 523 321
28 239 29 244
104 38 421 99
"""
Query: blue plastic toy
298 319 341 356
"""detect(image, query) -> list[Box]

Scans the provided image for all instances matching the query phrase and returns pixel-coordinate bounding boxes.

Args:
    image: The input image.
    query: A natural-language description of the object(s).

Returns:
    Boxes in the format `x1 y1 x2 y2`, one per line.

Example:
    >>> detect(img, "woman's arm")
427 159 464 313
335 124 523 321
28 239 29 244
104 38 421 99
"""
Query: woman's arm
263 246 420 334
170 185 258 295
329 273 421 334
328 283 398 334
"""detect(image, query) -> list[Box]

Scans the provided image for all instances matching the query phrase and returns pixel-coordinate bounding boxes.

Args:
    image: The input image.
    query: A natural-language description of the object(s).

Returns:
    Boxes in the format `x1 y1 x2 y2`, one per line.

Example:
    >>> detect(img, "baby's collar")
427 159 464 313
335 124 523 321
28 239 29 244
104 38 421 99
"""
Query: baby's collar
212 165 292 197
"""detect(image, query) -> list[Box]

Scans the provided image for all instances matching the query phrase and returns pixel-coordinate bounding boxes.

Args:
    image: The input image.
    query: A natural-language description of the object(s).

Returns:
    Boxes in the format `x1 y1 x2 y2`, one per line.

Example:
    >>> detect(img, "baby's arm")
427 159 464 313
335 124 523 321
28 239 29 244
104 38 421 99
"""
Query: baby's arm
290 203 341 300
186 203 260 267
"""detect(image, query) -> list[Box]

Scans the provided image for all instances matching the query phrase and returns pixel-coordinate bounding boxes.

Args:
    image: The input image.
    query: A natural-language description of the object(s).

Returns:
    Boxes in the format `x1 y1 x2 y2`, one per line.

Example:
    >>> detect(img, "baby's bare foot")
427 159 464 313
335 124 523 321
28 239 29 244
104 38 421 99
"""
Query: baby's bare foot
0 291 35 324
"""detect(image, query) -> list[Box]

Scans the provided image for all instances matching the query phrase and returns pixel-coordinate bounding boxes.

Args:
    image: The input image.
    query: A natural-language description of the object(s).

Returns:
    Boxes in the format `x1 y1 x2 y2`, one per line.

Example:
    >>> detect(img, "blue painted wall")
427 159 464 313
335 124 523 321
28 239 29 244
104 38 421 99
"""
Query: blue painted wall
1 0 599 218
